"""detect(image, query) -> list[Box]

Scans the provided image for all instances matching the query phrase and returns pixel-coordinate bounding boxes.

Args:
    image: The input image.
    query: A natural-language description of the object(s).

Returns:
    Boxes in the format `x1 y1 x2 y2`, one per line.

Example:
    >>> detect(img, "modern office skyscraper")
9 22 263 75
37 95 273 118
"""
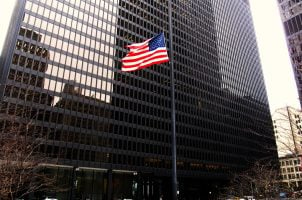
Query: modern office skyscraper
277 0 302 107
0 0 276 199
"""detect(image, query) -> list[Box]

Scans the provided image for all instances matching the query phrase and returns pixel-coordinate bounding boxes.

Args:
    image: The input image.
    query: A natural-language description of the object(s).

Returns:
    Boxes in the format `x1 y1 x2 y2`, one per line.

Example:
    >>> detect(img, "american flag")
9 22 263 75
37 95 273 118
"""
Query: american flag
121 32 169 72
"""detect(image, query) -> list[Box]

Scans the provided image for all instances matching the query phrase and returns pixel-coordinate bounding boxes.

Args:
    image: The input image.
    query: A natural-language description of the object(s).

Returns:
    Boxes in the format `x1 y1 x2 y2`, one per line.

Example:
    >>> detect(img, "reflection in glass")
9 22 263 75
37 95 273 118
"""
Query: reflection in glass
24 0 118 104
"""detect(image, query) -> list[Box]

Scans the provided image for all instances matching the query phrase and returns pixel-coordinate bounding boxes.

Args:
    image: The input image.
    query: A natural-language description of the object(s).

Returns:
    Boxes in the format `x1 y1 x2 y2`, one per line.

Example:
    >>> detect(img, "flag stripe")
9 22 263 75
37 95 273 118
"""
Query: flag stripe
122 58 169 72
139 58 169 68
126 39 150 49
123 47 149 58
128 45 149 53
122 48 167 62
122 51 168 67
122 57 169 70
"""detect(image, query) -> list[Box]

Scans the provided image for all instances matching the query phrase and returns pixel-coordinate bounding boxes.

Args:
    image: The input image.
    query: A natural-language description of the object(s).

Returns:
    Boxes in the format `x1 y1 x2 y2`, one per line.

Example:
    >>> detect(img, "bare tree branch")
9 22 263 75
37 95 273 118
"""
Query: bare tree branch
0 103 63 199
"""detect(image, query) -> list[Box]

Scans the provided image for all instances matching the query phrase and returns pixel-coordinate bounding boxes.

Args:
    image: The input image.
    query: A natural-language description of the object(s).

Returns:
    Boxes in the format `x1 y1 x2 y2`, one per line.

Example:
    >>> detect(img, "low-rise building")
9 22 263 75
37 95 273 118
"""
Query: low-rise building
279 155 302 188
273 106 302 188
273 106 302 157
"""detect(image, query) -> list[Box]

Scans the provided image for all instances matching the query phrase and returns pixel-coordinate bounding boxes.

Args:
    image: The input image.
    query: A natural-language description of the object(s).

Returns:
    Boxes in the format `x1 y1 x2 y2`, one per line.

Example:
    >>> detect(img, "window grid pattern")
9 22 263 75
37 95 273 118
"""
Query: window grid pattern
278 0 302 108
0 0 275 178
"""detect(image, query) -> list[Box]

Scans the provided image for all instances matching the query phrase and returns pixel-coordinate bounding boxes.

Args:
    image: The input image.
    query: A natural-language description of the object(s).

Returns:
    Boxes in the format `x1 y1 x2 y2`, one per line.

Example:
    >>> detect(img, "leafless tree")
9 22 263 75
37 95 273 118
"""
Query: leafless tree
273 106 302 157
219 161 285 199
219 107 302 199
0 103 60 199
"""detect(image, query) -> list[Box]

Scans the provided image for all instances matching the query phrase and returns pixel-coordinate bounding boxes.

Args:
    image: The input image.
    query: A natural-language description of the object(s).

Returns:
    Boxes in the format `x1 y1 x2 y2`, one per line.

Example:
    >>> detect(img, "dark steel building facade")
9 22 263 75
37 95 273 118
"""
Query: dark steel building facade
277 0 302 107
0 0 276 199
